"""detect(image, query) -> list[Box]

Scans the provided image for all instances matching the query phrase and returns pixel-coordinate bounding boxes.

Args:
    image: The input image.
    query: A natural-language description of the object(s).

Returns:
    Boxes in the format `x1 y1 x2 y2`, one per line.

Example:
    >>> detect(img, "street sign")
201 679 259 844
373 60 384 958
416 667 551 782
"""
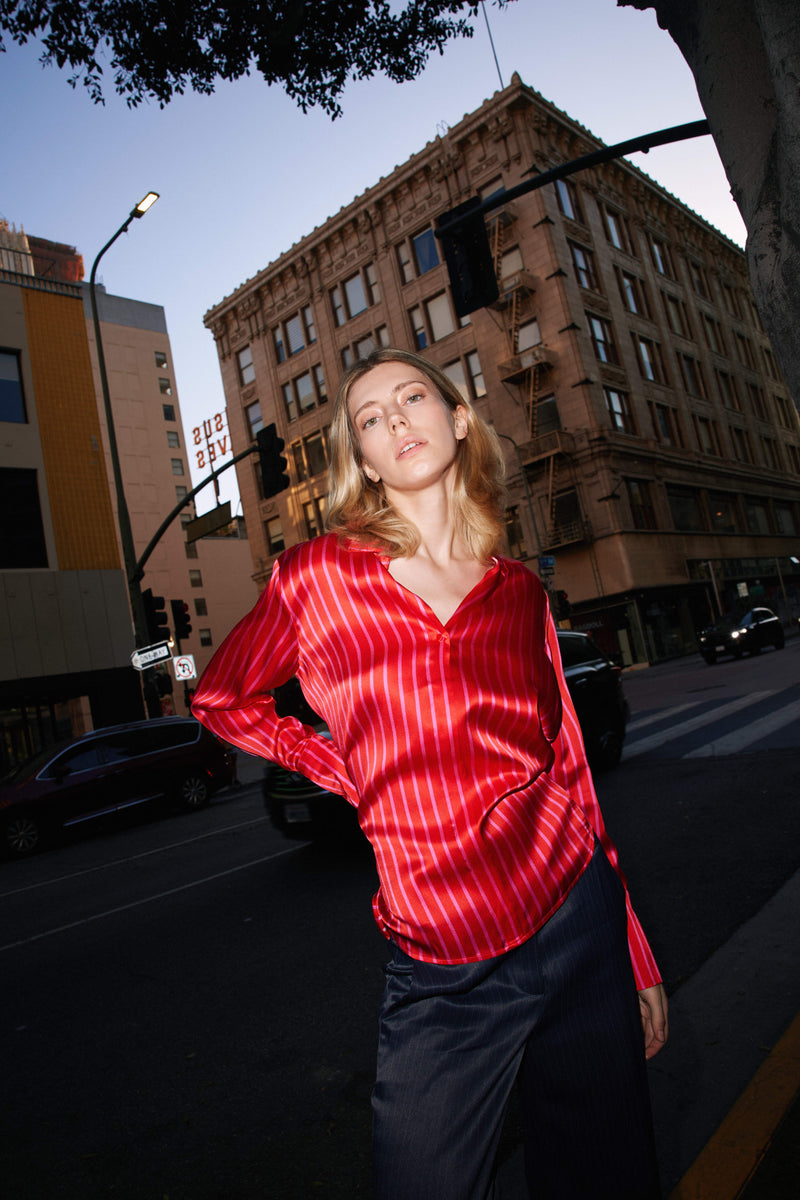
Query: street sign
184 501 232 543
131 641 172 671
173 654 197 681
538 555 555 575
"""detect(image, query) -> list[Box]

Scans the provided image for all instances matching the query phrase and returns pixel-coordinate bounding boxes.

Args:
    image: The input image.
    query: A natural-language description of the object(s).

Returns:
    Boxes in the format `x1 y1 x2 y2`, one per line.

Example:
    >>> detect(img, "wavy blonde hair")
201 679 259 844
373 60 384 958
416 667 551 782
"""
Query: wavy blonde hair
326 347 507 560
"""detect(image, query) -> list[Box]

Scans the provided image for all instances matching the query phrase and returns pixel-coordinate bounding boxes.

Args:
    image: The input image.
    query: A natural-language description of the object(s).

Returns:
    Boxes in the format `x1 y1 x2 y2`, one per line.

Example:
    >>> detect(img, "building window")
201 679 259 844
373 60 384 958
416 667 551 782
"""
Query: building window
171 458 185 476
649 237 674 278
746 382 767 420
302 496 328 539
651 403 683 447
679 354 707 397
666 485 705 532
517 319 541 353
570 242 600 291
282 366 327 422
167 430 180 448
729 425 753 463
175 486 188 501
466 351 486 398
273 306 317 364
761 345 780 381
443 351 486 402
702 314 726 356
625 479 657 530
237 346 255 386
409 293 456 349
341 326 390 368
185 541 198 559
774 503 798 535
331 264 379 327
604 387 636 434
265 516 285 554
688 260 711 300
600 204 634 254
499 246 524 282
505 506 526 559
531 394 561 435
154 351 168 368
189 569 203 588
773 393 797 429
194 598 208 616
0 467 48 568
555 178 583 223
733 333 756 370
619 271 649 317
158 377 172 395
162 403 176 421
411 228 439 276
744 497 771 535
721 282 742 319
587 313 619 365
245 400 263 439
199 629 213 647
633 334 667 384
663 292 692 339
694 415 720 456
708 492 739 533
0 351 27 423
715 370 740 410
292 429 330 481
762 438 780 470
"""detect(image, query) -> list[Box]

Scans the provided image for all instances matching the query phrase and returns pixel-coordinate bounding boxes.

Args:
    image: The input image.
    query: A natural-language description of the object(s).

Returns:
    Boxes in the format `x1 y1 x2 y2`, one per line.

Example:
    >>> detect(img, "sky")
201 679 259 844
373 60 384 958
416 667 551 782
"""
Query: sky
1 0 746 516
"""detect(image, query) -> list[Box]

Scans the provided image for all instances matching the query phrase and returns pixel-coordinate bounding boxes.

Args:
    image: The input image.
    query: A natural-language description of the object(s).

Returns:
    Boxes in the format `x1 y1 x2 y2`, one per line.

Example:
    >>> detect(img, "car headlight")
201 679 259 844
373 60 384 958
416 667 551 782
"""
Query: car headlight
730 629 742 638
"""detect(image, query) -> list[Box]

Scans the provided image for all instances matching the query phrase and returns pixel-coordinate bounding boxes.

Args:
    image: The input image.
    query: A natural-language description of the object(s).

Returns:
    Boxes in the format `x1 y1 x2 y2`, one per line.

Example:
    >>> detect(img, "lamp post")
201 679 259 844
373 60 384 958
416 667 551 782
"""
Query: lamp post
88 193 159 654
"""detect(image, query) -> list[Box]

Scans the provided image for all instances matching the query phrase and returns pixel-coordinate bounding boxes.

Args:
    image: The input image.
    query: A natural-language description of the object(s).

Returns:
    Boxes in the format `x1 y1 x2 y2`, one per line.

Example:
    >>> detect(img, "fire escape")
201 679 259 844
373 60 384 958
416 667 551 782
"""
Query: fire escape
490 208 590 553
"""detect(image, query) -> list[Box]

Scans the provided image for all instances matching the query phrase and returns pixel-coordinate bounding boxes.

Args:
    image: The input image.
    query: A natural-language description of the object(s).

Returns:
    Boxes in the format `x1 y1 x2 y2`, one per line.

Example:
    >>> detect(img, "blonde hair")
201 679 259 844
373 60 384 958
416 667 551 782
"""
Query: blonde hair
326 347 507 560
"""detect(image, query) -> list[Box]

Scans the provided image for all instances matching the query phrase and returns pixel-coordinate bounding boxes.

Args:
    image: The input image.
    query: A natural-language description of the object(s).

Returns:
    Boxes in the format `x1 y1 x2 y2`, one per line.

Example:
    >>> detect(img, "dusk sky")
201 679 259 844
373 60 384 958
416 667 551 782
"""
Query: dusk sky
2 0 746 514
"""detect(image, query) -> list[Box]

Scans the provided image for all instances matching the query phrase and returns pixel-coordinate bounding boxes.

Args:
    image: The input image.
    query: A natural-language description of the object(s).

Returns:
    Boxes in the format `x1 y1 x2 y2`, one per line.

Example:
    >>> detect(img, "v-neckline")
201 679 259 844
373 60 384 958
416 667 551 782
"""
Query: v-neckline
375 554 500 629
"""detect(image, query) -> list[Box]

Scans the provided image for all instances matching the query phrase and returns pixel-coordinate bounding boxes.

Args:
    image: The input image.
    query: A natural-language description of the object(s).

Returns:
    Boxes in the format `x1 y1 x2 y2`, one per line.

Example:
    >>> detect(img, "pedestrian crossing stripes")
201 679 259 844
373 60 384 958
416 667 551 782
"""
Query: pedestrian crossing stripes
623 688 800 761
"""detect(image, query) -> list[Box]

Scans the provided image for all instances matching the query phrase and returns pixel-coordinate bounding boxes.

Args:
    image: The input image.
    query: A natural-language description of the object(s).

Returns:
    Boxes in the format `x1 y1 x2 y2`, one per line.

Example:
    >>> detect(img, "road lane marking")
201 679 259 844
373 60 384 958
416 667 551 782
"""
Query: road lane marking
0 816 270 899
683 698 800 757
626 701 706 733
0 844 302 953
624 692 772 759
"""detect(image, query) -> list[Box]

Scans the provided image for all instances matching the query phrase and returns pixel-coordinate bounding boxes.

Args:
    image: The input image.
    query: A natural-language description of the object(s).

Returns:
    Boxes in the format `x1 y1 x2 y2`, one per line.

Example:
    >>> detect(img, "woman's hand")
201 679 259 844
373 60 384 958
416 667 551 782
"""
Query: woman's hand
638 984 669 1059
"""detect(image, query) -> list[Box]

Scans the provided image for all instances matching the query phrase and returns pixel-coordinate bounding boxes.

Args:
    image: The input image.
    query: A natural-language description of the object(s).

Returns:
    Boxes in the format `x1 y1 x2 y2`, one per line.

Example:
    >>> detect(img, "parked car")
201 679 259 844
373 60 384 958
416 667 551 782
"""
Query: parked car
0 717 237 858
263 631 629 843
697 606 785 664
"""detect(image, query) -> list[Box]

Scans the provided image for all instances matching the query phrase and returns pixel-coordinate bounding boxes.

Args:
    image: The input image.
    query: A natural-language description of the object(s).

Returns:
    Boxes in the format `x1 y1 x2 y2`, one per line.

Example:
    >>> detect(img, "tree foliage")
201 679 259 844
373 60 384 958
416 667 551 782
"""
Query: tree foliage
0 0 496 115
620 0 800 404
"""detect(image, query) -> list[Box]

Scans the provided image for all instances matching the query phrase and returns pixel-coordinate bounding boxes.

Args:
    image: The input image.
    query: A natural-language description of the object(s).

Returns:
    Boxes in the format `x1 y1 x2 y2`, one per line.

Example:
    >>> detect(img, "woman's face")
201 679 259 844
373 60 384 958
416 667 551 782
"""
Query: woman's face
347 360 468 498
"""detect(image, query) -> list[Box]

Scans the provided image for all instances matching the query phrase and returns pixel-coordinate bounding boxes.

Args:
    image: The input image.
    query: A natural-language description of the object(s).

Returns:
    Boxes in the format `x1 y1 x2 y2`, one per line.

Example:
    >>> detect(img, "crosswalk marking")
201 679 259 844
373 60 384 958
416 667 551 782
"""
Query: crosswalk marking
626 700 706 733
624 692 772 760
683 698 800 758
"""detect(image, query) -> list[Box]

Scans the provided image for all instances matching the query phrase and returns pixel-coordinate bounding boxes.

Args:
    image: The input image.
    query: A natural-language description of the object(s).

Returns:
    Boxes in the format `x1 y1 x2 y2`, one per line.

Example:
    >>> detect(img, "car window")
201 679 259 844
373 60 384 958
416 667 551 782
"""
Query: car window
99 723 201 763
557 634 599 668
41 743 104 777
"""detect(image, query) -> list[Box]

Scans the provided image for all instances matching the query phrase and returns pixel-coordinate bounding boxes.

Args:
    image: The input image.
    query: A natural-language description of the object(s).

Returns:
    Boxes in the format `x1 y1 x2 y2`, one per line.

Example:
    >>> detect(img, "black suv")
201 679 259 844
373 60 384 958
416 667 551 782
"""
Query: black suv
0 717 237 858
264 632 629 842
697 606 785 664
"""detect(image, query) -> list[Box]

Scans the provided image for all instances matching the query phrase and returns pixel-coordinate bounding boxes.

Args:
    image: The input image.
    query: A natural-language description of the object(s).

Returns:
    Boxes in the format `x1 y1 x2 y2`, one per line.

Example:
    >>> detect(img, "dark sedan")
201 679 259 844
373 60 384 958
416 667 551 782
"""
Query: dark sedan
697 606 785 664
264 631 629 842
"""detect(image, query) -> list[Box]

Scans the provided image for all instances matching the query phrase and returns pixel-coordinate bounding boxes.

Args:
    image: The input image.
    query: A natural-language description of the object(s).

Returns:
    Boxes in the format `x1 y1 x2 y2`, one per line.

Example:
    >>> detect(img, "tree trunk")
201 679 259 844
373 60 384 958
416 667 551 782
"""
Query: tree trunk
620 0 800 407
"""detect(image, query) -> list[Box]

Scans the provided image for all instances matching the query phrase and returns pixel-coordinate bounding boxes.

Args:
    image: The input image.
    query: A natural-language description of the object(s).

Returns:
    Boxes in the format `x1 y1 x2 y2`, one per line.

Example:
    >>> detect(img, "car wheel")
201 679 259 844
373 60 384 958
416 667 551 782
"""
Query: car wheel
591 729 624 771
702 652 717 665
3 810 44 858
176 773 210 810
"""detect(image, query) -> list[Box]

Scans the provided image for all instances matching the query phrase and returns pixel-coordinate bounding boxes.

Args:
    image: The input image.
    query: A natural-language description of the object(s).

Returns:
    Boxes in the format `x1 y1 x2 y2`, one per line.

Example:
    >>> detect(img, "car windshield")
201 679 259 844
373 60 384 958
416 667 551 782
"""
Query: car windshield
1 741 72 783
714 614 745 629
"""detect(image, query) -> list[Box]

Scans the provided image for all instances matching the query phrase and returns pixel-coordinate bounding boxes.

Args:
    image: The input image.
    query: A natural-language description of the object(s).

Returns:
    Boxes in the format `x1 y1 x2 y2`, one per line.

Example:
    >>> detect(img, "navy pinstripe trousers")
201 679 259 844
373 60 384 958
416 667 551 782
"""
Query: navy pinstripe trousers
372 844 660 1199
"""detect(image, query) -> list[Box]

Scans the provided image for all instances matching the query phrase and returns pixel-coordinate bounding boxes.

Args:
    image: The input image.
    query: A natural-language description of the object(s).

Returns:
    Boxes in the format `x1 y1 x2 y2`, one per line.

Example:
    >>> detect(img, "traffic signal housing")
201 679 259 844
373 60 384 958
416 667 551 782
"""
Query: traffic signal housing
435 196 499 317
257 423 290 498
142 588 170 643
554 590 571 621
171 598 192 643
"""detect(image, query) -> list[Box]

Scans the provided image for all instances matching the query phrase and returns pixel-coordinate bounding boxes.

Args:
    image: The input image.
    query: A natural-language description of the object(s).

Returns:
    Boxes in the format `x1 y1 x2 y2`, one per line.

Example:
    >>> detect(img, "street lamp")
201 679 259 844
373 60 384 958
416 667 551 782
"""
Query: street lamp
88 192 160 658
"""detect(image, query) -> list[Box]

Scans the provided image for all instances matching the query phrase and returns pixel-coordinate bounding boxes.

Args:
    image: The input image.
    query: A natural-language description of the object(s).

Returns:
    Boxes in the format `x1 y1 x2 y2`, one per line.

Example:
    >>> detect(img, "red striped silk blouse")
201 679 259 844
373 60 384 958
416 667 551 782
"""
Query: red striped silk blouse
192 532 660 989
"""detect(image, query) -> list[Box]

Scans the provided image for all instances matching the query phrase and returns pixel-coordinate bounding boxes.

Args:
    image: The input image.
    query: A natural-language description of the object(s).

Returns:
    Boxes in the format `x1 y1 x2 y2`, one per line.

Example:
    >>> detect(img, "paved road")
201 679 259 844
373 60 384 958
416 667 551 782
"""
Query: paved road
1 643 798 1198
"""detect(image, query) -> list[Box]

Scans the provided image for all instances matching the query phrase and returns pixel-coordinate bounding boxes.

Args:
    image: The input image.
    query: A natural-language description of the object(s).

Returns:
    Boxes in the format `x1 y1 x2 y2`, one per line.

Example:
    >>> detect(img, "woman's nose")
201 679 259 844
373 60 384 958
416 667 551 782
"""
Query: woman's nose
388 408 408 431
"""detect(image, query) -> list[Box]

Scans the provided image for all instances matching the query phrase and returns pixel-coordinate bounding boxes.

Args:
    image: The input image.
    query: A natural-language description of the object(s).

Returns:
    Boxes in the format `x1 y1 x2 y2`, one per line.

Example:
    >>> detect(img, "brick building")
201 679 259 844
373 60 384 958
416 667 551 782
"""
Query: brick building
204 74 800 665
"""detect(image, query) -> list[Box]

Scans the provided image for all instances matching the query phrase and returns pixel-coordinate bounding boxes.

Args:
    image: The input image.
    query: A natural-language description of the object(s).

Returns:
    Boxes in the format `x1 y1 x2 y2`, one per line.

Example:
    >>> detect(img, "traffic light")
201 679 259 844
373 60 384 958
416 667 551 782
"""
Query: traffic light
554 590 571 620
142 588 170 643
257 423 290 498
171 598 192 642
435 196 499 317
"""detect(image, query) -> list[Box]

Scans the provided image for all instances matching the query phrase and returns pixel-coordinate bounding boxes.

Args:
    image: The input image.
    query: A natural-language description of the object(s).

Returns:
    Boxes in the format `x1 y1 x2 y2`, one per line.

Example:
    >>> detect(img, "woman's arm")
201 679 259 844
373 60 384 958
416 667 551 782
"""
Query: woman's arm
192 559 357 803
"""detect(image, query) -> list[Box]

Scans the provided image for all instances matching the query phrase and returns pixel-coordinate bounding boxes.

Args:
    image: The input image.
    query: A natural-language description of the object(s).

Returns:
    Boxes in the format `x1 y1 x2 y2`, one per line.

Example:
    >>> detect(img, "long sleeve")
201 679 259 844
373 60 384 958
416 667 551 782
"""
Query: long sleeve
191 558 357 804
544 610 662 991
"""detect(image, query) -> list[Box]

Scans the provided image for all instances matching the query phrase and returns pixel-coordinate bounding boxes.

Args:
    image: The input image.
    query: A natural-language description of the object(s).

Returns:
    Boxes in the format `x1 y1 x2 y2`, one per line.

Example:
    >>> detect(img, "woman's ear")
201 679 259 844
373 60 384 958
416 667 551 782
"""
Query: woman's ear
454 406 469 441
363 462 381 483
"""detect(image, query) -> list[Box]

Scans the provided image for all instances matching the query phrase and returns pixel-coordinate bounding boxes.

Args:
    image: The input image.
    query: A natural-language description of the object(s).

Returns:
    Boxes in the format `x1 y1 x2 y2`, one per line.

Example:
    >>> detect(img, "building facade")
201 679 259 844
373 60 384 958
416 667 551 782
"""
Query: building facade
0 223 257 765
204 74 800 665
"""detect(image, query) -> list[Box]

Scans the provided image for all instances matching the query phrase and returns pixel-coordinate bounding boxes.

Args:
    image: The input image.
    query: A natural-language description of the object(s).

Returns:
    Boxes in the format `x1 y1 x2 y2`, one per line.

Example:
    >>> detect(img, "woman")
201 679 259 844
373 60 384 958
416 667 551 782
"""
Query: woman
192 347 668 1199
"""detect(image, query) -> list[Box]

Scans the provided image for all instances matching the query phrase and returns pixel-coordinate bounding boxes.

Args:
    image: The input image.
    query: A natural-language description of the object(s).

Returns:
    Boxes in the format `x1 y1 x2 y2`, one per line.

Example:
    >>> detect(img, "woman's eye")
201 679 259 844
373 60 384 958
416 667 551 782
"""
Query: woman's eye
361 414 379 429
405 392 423 404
